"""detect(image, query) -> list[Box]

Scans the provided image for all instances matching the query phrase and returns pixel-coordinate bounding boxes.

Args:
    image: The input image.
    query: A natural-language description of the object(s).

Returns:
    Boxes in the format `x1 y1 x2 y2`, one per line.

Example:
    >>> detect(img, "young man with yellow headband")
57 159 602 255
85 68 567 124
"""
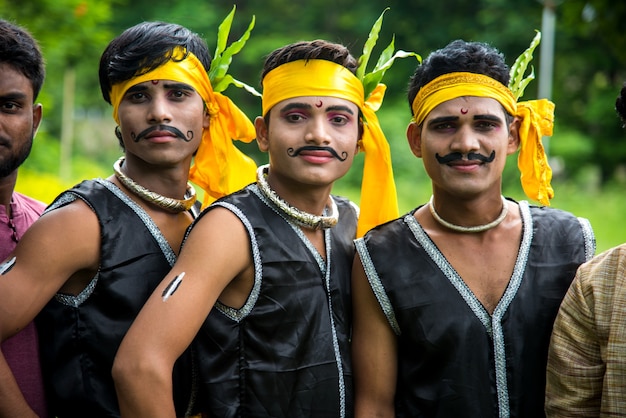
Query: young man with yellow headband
351 38 595 417
112 35 403 417
0 18 256 417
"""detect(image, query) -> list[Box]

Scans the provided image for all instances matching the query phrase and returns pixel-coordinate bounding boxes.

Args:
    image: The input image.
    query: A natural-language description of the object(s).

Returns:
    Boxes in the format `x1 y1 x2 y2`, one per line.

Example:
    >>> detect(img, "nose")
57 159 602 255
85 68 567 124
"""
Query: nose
147 96 173 124
304 116 332 145
450 124 480 155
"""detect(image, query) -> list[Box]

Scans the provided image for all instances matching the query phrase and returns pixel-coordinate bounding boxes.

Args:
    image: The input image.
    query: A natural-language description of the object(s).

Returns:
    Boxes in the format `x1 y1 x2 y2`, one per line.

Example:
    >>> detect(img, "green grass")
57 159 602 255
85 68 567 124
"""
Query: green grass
548 182 625 254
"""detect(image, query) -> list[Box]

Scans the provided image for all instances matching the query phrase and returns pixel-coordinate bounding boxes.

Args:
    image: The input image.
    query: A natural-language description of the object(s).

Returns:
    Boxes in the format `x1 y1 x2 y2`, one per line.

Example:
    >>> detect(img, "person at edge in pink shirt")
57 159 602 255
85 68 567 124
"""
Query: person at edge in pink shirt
0 18 48 417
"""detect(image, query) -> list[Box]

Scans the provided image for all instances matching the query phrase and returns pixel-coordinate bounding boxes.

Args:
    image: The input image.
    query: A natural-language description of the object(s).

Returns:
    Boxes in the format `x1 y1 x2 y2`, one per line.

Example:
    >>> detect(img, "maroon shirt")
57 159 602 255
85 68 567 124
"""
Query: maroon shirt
0 192 48 417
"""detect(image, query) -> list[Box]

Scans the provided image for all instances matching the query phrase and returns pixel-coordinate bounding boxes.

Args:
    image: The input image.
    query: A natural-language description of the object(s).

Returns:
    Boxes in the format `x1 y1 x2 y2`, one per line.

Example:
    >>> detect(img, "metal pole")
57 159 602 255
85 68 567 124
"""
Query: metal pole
538 0 556 155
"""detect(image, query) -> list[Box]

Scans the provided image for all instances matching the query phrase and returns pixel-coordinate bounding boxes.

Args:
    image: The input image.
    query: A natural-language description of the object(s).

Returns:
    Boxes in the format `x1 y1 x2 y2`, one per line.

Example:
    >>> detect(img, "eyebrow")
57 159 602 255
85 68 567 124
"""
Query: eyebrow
427 115 458 127
125 84 148 94
279 102 355 115
326 104 355 115
427 113 503 127
125 82 195 94
0 92 28 101
163 82 195 91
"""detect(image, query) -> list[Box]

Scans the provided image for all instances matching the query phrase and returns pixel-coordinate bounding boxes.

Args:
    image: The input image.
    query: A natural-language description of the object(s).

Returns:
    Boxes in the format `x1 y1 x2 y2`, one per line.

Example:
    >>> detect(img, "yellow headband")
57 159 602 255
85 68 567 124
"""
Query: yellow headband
262 59 364 115
109 48 257 206
411 72 555 206
262 59 398 237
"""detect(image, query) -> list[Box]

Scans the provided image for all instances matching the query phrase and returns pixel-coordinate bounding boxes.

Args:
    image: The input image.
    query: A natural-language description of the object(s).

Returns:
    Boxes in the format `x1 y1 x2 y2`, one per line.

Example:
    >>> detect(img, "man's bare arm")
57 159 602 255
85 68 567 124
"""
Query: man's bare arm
114 207 253 417
0 200 100 416
352 254 398 418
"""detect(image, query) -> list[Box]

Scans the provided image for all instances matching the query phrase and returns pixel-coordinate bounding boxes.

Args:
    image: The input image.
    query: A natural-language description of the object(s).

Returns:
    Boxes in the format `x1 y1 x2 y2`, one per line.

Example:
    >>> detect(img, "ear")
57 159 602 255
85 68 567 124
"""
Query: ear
507 117 521 155
406 121 423 158
255 116 269 152
202 106 211 129
32 103 43 136
356 118 365 153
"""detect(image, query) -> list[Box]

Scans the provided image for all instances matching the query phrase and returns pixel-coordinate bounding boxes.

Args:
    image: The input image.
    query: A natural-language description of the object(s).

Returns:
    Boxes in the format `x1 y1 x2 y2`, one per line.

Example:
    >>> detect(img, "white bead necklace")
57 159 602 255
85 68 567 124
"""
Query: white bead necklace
428 195 508 233
113 157 196 213
256 164 338 230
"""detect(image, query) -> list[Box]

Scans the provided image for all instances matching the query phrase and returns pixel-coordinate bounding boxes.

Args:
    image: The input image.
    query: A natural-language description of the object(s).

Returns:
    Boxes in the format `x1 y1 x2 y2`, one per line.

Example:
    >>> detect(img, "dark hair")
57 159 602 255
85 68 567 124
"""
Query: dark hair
407 40 509 114
261 39 358 80
0 19 45 100
99 21 212 104
616 82 626 128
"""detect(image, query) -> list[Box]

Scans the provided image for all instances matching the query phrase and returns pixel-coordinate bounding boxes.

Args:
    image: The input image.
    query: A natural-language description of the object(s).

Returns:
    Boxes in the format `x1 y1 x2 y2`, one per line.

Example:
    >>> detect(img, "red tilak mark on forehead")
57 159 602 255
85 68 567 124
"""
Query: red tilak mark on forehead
460 108 468 114
315 100 323 108
151 80 159 85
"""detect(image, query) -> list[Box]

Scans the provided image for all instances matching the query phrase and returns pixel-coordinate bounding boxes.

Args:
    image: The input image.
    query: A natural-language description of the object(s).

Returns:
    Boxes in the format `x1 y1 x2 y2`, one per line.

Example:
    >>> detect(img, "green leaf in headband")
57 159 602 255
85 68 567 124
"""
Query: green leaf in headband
356 8 421 100
209 5 261 96
509 30 541 100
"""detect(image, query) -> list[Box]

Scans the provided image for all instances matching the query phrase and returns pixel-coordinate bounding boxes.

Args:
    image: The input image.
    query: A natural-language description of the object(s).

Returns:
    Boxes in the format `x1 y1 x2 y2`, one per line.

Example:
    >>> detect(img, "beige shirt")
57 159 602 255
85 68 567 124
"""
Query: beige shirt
546 244 626 417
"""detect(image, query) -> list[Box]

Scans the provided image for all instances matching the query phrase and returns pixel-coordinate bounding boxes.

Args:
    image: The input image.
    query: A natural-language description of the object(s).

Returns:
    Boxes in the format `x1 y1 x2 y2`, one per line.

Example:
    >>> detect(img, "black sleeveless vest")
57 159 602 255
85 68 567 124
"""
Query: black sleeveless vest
36 179 196 417
356 201 595 418
193 185 357 418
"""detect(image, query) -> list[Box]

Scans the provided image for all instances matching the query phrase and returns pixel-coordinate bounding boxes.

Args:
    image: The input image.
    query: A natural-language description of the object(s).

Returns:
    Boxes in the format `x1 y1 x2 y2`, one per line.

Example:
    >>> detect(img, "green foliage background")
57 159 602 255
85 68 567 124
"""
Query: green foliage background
3 0 626 253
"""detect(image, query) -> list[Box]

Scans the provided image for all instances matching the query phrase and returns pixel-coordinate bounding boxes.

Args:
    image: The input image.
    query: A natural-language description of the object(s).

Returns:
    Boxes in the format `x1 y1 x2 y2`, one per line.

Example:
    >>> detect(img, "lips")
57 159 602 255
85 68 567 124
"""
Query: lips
448 160 481 166
300 149 333 158
145 130 177 139
299 151 335 164
132 124 189 142
0 137 11 148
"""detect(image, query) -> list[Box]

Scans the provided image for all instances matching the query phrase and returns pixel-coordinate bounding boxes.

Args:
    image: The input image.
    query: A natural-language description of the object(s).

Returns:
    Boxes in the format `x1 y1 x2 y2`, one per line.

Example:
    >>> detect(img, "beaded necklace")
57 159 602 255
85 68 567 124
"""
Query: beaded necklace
256 164 338 230
429 195 508 233
113 157 196 213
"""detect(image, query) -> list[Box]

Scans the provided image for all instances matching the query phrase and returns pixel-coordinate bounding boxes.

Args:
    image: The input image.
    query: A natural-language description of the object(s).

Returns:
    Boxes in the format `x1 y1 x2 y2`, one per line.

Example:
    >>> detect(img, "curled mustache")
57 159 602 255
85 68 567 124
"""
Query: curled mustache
435 150 496 164
287 145 348 162
131 125 192 143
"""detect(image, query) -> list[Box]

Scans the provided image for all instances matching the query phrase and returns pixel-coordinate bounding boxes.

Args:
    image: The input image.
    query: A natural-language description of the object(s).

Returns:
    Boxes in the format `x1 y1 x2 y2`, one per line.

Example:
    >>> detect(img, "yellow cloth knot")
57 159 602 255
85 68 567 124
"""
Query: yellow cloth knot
189 92 257 206
364 83 385 112
358 83 398 237
516 98 555 206
205 100 220 118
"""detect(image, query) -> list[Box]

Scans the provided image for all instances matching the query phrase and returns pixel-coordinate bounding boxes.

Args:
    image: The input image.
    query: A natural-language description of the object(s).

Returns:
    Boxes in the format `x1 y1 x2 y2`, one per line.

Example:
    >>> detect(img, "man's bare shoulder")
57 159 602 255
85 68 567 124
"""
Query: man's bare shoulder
14 196 101 275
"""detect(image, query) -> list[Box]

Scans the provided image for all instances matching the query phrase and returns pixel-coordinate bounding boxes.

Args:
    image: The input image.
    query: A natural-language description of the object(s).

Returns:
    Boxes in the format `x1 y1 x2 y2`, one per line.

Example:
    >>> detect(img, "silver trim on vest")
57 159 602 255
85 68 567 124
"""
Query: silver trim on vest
577 216 596 261
50 179 178 307
211 199 263 322
361 200 536 418
251 184 347 418
354 237 401 336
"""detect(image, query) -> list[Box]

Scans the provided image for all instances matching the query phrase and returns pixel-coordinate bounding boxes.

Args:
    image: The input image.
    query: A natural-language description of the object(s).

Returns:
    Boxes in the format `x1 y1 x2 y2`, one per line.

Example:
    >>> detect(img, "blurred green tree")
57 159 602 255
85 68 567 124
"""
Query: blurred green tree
4 0 626 186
